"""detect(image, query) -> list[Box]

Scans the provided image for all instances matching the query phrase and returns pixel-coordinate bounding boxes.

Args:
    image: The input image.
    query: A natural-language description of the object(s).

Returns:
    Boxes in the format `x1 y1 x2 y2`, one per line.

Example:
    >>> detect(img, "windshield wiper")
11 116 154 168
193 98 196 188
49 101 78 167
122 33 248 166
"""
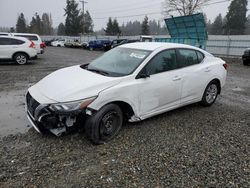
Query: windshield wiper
87 68 109 76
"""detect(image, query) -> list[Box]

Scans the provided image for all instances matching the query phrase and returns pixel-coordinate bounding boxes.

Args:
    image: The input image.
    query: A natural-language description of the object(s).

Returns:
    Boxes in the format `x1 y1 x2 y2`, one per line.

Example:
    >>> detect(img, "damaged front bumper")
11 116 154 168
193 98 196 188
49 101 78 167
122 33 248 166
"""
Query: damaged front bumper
25 92 88 136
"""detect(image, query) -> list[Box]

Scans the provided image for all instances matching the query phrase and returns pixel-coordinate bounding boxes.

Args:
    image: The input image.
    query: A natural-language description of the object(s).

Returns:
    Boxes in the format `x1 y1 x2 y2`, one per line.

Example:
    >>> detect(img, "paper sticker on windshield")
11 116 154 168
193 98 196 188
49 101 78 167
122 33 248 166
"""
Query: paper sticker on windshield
130 53 146 59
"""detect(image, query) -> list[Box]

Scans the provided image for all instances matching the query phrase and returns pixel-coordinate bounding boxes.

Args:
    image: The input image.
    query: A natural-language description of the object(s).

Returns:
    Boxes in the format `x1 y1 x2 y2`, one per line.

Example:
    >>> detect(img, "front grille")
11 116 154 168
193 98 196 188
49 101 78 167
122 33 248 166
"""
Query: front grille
26 92 40 117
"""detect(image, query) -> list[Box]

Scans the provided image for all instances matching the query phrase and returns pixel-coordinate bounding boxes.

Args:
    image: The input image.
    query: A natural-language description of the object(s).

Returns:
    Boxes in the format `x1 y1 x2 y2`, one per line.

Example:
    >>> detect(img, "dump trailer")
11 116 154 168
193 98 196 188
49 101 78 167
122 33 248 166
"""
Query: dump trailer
155 13 208 50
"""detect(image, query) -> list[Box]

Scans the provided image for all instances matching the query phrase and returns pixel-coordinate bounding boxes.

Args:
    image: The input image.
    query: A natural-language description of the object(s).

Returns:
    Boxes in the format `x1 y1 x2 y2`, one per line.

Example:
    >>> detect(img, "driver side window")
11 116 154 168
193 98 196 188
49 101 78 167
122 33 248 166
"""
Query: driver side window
145 49 177 75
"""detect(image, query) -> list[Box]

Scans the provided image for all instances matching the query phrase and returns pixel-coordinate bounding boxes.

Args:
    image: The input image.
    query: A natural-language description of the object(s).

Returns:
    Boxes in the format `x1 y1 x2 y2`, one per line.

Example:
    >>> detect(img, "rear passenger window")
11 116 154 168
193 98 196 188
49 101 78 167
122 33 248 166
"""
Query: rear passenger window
0 38 24 45
146 49 177 75
177 49 199 68
15 35 38 41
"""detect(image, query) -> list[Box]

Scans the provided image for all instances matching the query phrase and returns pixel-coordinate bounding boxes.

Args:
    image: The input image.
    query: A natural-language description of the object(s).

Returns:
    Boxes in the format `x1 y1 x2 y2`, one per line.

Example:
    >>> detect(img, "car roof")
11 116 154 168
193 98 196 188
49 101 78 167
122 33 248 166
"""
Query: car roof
11 33 39 37
0 35 29 42
121 42 212 56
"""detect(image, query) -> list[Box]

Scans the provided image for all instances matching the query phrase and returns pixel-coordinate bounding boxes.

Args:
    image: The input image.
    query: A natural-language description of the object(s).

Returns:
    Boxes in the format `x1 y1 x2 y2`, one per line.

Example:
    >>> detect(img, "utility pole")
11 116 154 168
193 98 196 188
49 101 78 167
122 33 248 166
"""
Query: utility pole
80 0 88 34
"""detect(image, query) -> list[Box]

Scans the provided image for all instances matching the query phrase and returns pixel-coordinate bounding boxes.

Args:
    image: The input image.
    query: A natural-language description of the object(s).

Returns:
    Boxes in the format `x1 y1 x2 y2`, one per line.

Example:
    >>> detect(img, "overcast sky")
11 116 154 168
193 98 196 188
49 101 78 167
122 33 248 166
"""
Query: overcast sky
0 0 249 31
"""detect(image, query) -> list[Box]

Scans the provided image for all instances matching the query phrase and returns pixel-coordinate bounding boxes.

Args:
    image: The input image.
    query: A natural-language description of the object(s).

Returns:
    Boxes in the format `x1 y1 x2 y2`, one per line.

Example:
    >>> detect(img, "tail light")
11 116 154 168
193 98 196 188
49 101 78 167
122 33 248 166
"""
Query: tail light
223 63 228 70
29 41 35 48
40 42 46 48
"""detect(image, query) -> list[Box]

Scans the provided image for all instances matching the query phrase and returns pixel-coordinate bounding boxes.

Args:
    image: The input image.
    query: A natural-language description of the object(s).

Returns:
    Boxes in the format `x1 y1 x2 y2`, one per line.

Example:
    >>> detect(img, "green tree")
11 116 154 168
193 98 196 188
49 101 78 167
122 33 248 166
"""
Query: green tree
224 0 248 35
57 23 66 35
41 13 53 35
210 14 223 35
29 13 42 34
104 18 121 36
105 17 114 35
112 19 121 36
141 16 150 35
16 13 27 33
64 0 82 36
246 14 250 34
82 10 94 34
10 27 15 33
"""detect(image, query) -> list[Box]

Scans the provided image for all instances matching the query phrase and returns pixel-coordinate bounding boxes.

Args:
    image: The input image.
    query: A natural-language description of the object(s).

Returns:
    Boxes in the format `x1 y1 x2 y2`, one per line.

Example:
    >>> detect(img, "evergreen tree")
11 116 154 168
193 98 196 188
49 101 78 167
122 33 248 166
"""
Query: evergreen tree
112 19 121 36
105 17 114 35
149 20 159 35
224 0 248 35
41 13 53 35
16 13 27 33
57 23 65 35
29 13 42 34
210 14 223 35
64 0 82 36
245 14 250 34
10 27 15 33
105 18 121 36
141 16 150 35
82 11 94 34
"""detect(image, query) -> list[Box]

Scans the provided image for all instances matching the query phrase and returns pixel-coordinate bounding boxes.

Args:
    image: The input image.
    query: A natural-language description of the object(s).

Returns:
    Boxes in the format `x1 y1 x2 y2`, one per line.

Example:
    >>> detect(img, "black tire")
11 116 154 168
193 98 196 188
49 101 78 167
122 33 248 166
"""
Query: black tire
14 53 28 65
57 44 61 47
243 60 249 66
200 81 219 107
85 104 123 144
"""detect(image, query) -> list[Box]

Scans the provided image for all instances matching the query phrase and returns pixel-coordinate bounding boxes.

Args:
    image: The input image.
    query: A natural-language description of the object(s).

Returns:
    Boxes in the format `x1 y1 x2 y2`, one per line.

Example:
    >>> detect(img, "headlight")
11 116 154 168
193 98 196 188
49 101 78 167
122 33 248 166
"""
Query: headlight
49 96 96 112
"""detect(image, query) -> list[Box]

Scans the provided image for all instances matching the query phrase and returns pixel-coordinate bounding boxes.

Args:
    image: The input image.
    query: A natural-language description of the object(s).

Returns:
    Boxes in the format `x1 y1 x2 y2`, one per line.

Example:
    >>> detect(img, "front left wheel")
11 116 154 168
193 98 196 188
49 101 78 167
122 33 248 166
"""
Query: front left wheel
85 104 123 144
14 53 28 65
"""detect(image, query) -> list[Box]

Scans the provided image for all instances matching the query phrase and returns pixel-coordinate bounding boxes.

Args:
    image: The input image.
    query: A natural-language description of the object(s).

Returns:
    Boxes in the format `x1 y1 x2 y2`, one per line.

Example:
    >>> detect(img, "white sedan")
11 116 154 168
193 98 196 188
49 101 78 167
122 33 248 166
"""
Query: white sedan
26 42 227 144
51 40 65 47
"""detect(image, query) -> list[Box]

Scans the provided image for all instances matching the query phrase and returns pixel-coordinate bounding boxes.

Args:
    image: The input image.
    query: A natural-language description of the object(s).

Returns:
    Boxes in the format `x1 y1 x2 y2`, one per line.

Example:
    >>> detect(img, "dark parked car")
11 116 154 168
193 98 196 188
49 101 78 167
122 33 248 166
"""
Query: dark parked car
242 49 250 66
112 39 139 49
44 39 58 46
87 40 111 51
104 39 126 51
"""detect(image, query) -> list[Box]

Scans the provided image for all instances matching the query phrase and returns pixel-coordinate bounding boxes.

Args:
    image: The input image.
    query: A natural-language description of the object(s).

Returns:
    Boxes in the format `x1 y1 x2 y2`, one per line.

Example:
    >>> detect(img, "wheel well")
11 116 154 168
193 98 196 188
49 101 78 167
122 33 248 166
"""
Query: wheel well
12 52 30 60
211 79 221 94
112 101 135 119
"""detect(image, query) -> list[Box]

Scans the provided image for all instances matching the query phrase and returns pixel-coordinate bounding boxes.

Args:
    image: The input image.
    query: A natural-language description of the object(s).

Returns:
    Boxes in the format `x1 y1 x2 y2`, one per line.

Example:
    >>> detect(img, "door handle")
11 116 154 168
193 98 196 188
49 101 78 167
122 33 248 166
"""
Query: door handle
173 76 182 81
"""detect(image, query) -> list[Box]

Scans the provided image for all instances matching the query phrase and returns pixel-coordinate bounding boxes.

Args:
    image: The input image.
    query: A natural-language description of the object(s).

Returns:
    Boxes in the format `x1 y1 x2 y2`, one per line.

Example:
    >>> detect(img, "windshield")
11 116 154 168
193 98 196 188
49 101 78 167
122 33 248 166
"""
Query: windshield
87 47 151 77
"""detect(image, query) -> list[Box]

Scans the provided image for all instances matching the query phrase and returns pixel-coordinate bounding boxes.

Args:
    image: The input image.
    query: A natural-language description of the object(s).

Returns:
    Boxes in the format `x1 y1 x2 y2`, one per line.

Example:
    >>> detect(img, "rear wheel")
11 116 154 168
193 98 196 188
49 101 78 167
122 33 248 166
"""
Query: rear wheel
200 81 219 106
85 104 123 144
14 53 28 65
243 60 249 66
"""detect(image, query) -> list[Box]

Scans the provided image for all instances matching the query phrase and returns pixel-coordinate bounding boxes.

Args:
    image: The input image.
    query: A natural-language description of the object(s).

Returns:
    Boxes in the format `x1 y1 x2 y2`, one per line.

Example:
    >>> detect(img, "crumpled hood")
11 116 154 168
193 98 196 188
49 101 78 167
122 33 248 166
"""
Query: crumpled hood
29 65 121 103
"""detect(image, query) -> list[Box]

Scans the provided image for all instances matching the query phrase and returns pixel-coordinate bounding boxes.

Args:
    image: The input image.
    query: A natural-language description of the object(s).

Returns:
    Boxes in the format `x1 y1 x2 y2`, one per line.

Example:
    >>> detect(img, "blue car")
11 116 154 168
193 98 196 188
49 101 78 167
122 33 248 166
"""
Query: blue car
87 40 111 51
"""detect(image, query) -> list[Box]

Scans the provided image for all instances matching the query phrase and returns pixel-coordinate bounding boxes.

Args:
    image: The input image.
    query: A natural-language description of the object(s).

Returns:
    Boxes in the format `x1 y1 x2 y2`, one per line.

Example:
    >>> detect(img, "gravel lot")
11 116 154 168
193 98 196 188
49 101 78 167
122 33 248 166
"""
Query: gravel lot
0 47 249 187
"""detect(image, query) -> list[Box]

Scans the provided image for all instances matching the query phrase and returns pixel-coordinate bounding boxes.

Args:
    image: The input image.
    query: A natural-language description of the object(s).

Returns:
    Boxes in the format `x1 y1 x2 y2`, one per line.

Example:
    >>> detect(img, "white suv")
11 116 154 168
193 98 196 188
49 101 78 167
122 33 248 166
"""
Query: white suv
0 36 37 65
0 32 45 54
26 42 227 144
11 33 45 54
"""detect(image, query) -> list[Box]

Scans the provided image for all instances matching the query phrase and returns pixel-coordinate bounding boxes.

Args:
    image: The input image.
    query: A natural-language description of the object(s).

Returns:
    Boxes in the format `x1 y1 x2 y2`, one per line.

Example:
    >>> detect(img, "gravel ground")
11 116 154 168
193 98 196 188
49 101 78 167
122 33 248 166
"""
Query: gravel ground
0 47 249 187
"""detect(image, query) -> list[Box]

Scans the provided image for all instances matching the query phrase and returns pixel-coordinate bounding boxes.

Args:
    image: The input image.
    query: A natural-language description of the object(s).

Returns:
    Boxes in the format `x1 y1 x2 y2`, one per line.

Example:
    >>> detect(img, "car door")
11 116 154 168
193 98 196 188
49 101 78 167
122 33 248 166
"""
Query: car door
0 38 6 58
136 49 182 116
176 49 212 104
0 38 15 58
